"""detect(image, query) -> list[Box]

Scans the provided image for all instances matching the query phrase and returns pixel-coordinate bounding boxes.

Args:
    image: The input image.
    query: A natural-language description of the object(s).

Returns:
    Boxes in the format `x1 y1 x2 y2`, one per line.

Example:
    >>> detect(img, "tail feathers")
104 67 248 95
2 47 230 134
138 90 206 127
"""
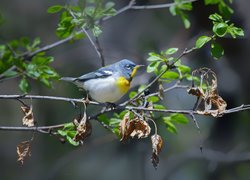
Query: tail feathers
60 77 77 82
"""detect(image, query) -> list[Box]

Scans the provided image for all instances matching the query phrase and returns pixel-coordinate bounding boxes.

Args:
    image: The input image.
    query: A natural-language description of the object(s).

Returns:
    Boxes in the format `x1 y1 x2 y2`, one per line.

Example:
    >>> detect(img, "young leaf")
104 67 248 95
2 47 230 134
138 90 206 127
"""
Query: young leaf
170 113 189 124
209 13 223 22
211 42 224 59
47 5 63 14
161 71 179 80
164 120 177 134
195 36 212 48
148 96 160 103
153 104 166 110
147 61 160 73
19 78 31 93
165 48 178 55
213 22 228 37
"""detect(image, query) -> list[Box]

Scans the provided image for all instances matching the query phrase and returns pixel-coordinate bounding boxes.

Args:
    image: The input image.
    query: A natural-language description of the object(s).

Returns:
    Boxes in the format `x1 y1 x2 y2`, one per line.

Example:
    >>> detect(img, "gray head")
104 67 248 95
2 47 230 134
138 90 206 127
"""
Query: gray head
116 59 138 80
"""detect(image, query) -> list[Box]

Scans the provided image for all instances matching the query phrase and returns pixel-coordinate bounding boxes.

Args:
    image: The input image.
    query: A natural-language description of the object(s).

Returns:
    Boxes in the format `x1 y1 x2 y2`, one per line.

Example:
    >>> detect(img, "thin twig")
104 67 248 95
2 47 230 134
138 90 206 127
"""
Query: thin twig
0 124 65 133
0 0 197 79
0 94 99 105
1 94 250 116
145 83 189 99
1 99 250 133
123 47 197 106
102 0 136 21
131 0 198 10
68 10 105 67
95 37 105 67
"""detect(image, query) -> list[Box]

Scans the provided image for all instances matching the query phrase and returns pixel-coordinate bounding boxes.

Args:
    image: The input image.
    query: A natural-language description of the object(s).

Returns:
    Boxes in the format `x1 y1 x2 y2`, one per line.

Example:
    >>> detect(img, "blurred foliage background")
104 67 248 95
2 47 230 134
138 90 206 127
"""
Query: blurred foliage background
0 0 250 179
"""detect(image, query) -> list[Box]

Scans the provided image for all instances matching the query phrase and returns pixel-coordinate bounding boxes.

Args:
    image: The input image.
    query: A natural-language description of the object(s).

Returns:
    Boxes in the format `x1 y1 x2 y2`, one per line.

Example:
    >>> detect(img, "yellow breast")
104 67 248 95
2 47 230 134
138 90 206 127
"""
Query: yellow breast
116 77 130 93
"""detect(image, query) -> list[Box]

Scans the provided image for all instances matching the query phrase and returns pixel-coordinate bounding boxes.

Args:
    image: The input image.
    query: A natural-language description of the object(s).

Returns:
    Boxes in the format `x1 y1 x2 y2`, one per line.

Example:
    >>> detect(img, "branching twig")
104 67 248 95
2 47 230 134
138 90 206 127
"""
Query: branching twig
145 83 189 99
0 0 198 79
0 94 99 105
95 37 105 67
123 47 197 106
68 10 105 67
1 92 250 133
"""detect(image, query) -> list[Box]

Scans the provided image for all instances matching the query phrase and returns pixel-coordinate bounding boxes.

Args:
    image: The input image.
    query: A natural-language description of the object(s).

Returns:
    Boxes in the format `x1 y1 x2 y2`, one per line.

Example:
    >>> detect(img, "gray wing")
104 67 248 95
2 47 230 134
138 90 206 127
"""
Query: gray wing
75 68 113 82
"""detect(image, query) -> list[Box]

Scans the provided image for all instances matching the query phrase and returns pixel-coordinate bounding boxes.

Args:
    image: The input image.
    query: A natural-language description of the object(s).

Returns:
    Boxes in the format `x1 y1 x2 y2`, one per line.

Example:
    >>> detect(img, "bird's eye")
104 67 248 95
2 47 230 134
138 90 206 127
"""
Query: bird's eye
125 65 131 69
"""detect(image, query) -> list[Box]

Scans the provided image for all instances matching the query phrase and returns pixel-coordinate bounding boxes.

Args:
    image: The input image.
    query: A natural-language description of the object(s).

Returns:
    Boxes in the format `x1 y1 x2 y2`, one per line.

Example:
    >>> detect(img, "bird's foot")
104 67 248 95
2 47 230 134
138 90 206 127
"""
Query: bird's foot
82 94 90 104
105 102 117 110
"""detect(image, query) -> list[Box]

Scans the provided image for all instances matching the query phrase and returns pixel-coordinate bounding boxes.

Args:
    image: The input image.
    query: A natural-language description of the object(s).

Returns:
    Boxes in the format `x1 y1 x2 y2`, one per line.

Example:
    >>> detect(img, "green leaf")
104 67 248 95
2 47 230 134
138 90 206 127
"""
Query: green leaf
147 61 160 73
148 96 159 103
19 77 31 93
66 136 79 146
47 5 63 14
195 36 212 48
138 85 146 93
92 25 102 37
98 114 110 125
105 2 115 9
218 3 234 19
211 42 224 59
147 55 162 62
169 6 177 16
164 119 177 134
213 22 228 37
73 32 85 40
161 71 179 80
204 0 220 5
153 104 166 110
165 48 178 55
40 78 52 87
57 130 67 136
1 70 18 78
177 64 191 74
20 37 30 48
181 14 191 29
179 2 192 11
32 56 54 65
209 13 223 22
31 37 41 48
228 26 244 38
170 113 189 124
129 91 137 99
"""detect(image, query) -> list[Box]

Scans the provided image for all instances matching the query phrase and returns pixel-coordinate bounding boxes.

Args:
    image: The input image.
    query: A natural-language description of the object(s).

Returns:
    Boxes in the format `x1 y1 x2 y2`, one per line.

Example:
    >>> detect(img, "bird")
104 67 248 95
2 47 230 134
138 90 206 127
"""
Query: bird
60 59 143 103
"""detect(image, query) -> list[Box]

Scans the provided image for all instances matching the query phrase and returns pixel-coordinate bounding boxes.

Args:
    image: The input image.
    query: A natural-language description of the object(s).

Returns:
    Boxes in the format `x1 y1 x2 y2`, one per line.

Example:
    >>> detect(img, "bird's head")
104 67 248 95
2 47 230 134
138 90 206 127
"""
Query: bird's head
118 59 143 81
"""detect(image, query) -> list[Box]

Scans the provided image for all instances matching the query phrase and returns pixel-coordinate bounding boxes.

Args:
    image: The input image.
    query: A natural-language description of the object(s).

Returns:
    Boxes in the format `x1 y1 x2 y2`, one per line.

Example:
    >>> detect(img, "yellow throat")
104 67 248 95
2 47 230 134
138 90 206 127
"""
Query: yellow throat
116 77 130 93
116 65 142 93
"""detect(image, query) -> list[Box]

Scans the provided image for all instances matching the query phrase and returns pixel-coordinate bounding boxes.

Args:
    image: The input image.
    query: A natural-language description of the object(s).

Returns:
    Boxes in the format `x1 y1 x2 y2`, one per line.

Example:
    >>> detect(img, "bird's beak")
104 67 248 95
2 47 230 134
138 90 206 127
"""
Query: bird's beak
136 64 145 68
131 64 144 78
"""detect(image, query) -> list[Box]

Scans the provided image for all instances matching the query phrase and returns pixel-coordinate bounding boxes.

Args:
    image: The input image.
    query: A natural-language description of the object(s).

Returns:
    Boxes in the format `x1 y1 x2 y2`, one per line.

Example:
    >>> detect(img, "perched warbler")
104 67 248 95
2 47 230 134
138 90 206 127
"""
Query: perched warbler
61 59 143 103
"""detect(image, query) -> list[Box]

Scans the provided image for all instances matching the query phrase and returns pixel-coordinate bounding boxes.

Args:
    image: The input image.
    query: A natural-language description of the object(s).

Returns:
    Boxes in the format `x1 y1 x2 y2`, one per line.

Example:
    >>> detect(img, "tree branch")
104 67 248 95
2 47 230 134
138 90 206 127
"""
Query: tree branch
0 94 99 105
131 0 198 10
122 47 197 106
1 92 250 133
0 0 198 79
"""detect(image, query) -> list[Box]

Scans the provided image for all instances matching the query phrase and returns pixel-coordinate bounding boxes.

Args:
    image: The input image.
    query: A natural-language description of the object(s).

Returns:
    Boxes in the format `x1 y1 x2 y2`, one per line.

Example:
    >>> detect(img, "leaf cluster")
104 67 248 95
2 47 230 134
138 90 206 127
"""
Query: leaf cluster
0 38 59 93
195 13 244 59
48 0 116 38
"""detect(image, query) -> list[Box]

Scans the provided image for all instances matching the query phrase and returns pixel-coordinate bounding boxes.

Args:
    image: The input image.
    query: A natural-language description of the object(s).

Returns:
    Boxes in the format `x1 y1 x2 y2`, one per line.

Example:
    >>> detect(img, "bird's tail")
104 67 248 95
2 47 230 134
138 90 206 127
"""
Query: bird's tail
60 77 77 82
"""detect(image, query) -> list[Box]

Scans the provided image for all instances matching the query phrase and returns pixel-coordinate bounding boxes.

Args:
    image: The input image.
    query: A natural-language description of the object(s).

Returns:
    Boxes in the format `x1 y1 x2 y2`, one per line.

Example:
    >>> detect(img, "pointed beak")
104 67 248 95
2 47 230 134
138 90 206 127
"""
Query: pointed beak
135 64 144 68
131 65 144 79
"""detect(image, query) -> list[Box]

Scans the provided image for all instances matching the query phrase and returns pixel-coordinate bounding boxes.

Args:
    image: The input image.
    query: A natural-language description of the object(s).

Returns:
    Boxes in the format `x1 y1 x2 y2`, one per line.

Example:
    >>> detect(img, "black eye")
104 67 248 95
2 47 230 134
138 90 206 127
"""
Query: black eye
125 65 132 69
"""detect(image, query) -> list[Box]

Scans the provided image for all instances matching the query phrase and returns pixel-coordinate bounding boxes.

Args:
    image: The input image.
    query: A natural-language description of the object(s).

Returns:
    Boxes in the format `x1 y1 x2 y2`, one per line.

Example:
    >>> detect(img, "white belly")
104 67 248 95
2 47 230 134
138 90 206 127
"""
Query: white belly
82 76 126 103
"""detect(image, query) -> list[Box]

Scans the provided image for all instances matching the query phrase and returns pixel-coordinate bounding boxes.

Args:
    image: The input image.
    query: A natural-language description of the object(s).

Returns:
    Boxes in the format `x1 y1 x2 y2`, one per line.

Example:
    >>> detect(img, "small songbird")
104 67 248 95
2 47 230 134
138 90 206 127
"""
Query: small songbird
60 59 143 103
